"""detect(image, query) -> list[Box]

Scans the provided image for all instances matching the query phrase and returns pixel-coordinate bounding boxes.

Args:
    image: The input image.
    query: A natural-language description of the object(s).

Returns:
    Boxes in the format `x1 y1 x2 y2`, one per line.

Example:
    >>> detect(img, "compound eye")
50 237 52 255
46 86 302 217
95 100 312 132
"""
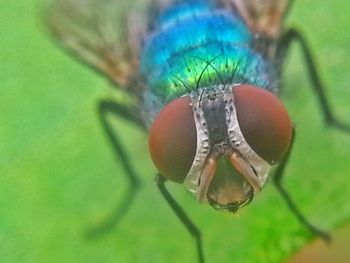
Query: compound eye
149 97 197 183
233 85 293 164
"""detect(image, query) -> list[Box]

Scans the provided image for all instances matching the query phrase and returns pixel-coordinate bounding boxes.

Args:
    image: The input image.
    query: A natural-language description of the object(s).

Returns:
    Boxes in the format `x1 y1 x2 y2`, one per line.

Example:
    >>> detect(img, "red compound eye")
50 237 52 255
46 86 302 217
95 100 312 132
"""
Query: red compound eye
233 85 293 164
149 96 197 183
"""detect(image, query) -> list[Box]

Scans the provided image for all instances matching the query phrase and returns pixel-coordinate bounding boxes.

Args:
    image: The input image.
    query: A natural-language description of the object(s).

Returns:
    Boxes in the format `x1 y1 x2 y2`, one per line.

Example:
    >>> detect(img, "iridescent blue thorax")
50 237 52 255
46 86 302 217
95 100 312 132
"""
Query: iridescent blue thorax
139 0 277 122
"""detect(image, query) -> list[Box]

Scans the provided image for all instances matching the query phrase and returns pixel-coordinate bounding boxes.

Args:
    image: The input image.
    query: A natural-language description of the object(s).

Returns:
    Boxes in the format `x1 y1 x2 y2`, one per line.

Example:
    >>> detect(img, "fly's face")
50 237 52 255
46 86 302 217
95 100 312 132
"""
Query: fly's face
149 84 292 212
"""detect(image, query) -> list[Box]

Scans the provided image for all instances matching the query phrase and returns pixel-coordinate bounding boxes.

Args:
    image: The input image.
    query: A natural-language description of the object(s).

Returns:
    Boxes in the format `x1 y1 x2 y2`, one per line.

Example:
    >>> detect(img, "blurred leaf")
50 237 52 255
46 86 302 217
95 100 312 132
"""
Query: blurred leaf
1 1 350 263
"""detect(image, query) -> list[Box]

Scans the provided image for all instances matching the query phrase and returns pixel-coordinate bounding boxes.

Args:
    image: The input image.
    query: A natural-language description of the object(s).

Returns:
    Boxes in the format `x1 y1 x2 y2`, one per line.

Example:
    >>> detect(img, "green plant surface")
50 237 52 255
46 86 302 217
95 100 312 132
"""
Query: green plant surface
1 1 350 263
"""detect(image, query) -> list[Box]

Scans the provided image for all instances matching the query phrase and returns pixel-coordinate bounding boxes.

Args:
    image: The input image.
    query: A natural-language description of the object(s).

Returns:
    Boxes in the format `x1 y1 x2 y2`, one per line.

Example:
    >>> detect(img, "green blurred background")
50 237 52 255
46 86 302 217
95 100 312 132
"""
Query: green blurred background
1 0 350 262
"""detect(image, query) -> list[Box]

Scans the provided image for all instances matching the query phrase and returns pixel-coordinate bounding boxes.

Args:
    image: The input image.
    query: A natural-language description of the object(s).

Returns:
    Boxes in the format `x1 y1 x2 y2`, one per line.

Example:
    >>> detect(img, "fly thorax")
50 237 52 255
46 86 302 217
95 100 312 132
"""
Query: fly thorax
184 85 272 203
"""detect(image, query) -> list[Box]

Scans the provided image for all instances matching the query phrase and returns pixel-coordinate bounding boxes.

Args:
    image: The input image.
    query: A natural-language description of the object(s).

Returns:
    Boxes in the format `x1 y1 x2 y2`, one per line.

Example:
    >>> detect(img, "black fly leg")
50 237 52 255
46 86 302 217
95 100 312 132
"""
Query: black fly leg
277 28 350 132
86 99 144 238
273 129 331 241
156 175 205 263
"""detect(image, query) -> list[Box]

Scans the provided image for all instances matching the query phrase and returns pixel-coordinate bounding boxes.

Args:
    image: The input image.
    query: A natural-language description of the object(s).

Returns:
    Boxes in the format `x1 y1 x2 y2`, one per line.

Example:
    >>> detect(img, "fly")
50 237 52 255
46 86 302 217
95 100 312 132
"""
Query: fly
45 0 350 262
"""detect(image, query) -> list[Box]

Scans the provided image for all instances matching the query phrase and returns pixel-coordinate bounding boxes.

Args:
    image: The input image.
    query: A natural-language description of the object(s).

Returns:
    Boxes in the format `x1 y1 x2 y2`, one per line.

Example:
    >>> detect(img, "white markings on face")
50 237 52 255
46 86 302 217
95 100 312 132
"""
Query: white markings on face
184 85 271 204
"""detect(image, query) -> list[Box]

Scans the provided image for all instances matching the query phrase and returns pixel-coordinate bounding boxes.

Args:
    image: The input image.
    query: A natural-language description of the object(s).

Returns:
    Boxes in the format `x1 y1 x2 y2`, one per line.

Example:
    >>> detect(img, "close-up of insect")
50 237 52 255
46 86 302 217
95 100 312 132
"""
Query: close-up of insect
3 0 350 262
42 0 350 262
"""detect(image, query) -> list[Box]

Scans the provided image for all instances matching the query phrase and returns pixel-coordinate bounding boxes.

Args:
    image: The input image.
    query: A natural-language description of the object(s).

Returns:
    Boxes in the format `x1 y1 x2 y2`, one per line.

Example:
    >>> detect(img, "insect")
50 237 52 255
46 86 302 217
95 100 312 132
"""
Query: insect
46 0 350 262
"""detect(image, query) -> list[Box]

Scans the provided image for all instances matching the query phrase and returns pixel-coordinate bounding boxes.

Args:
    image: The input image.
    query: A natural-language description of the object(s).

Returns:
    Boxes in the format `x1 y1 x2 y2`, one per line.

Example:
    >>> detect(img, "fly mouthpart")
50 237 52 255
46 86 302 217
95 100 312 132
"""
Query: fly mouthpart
207 187 254 213
229 152 262 192
198 157 217 203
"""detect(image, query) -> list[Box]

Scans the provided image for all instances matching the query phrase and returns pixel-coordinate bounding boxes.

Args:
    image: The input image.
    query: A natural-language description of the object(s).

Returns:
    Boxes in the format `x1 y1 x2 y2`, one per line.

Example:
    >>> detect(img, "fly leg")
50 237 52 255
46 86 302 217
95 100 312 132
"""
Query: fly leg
156 174 205 263
277 28 350 132
273 129 331 241
86 99 144 238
